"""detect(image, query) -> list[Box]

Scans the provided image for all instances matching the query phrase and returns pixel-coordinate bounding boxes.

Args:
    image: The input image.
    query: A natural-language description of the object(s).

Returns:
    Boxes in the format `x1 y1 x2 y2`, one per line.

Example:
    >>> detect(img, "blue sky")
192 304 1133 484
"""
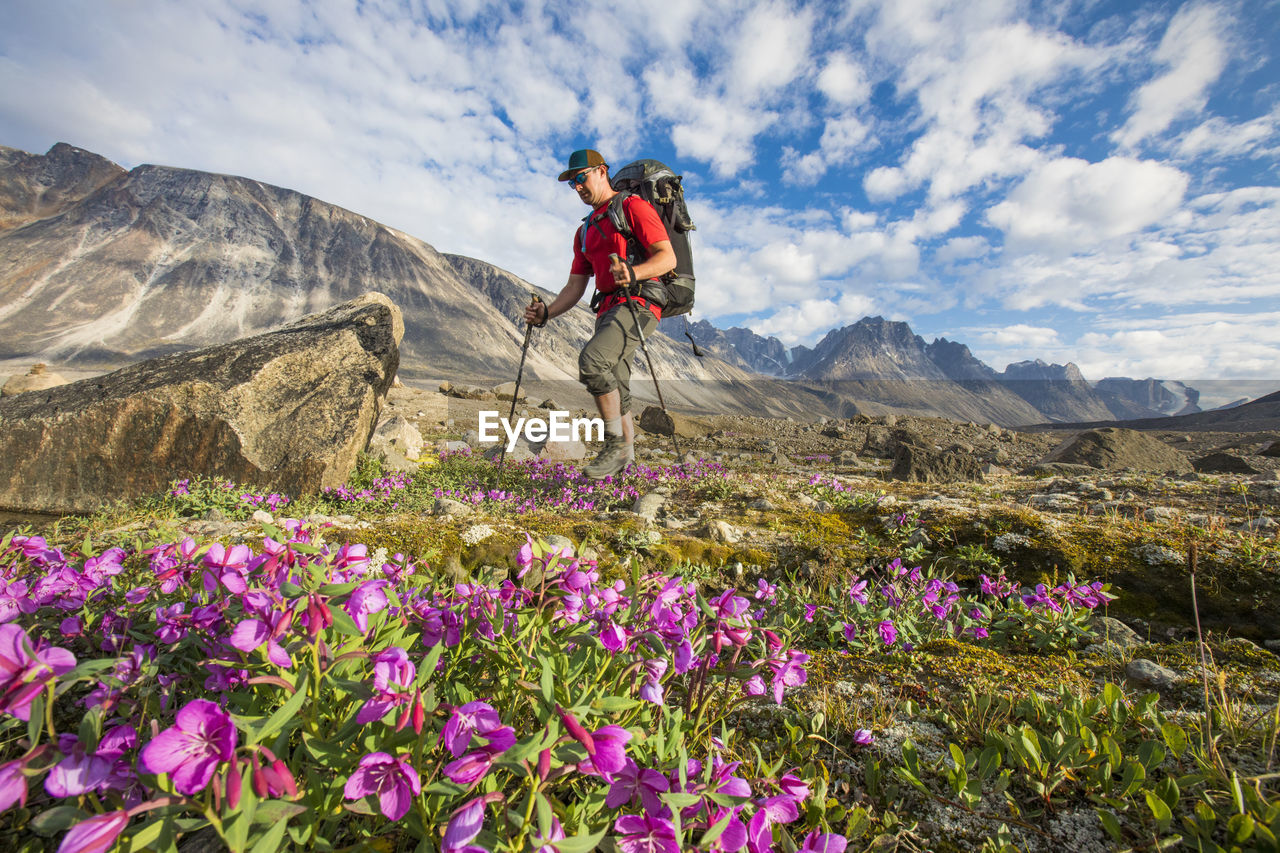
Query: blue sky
2 0 1278 398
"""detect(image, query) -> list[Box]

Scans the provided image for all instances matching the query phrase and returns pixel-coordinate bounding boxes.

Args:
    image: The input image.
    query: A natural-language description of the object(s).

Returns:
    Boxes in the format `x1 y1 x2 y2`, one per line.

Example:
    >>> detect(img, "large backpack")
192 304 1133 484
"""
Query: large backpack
600 159 696 317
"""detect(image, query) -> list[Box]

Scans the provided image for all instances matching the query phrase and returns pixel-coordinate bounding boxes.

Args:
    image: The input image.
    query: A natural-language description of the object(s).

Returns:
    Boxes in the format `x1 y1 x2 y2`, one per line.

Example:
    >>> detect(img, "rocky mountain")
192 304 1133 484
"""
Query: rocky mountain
1093 377 1201 419
777 317 1049 425
661 318 791 375
998 359 1114 422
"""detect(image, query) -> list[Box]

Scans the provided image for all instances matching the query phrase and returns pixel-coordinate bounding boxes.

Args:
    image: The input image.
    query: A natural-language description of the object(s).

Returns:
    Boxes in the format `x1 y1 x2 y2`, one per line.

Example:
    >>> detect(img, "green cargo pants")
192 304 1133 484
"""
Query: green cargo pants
578 301 656 416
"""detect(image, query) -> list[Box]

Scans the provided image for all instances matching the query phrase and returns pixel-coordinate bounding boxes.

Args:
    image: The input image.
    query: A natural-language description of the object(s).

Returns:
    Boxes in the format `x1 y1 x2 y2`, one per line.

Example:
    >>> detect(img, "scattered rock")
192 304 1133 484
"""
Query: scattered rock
633 492 666 521
431 498 473 517
462 524 496 545
1132 543 1185 566
1240 517 1278 533
540 399 561 411
1260 441 1280 458
748 498 776 511
1125 658 1180 689
1086 616 1146 649
705 520 740 543
1 363 69 397
0 293 402 514
541 535 575 557
492 381 528 403
1143 506 1181 522
539 439 588 462
372 415 424 460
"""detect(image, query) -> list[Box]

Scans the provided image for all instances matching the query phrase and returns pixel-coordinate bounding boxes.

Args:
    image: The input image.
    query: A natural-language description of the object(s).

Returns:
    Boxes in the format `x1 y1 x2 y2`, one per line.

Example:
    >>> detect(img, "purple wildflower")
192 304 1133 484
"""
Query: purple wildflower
343 752 421 822
877 619 898 647
140 698 237 794
615 814 679 853
0 623 76 720
57 810 128 853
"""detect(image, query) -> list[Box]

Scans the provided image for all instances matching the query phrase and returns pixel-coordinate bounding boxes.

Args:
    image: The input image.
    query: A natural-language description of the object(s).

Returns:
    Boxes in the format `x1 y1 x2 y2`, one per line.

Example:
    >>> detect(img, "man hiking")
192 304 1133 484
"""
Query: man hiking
524 148 676 480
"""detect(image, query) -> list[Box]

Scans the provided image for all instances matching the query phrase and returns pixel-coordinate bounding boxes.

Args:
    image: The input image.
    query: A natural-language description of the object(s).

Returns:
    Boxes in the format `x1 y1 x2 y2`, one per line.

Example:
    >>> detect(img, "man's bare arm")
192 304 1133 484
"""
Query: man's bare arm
524 273 590 324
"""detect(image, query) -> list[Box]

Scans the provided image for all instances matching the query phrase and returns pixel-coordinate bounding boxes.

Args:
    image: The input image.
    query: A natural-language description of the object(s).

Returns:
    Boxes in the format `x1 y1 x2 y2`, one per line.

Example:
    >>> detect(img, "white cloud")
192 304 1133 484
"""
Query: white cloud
1175 110 1280 159
1112 3 1229 150
986 156 1188 251
782 115 873 184
935 235 989 263
751 292 879 345
817 53 871 106
977 324 1061 349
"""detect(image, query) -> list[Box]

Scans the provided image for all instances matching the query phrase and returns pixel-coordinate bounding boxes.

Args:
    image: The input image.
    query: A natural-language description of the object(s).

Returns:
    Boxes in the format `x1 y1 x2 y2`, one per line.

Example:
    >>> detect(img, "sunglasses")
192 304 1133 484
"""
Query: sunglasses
567 168 596 187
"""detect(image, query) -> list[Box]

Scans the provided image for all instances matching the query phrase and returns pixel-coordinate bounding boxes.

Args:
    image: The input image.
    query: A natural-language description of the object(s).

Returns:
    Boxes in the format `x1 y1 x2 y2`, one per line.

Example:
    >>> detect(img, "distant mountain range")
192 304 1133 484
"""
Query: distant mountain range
0 142 1257 426
667 316 1203 423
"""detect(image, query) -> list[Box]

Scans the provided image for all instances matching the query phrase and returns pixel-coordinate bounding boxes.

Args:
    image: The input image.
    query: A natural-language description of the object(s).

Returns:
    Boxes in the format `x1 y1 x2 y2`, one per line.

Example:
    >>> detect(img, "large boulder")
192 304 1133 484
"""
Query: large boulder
1038 428 1192 474
2 363 69 397
0 293 402 514
890 442 983 483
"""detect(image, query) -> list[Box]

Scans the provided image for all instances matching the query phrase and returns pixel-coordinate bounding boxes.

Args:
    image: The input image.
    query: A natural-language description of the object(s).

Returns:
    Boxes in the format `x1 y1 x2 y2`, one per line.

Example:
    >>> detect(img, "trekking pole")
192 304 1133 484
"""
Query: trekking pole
611 255 683 461
497 293 541 476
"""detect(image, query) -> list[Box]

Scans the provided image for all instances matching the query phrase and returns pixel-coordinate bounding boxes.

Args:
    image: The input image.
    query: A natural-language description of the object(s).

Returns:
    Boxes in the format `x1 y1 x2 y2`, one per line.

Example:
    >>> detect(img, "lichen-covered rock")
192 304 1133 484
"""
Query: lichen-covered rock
889 442 983 483
0 293 401 514
1125 658 1180 688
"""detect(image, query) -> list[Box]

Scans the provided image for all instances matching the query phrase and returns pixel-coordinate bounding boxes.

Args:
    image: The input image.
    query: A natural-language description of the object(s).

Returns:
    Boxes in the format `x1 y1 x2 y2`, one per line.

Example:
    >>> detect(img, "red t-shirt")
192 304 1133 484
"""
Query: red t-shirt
571 194 668 318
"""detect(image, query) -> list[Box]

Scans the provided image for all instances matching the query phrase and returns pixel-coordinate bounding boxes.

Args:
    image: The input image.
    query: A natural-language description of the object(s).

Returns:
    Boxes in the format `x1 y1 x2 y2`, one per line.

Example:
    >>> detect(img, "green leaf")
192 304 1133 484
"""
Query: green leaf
318 581 361 597
594 696 640 713
699 809 734 848
1145 790 1173 831
124 816 174 851
662 792 704 809
1137 740 1165 771
31 806 86 836
554 827 608 853
535 792 553 840
1161 721 1187 759
328 606 363 637
1095 809 1126 840
252 672 309 744
249 815 291 853
279 581 306 599
251 801 308 825
949 743 966 770
26 693 44 745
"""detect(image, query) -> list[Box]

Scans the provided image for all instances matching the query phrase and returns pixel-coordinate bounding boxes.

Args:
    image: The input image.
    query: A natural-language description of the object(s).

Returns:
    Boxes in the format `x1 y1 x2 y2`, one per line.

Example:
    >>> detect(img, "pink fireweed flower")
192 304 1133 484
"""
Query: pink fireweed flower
57 810 128 853
638 658 668 705
140 699 237 795
841 622 859 644
852 729 874 746
0 759 27 812
766 651 809 704
202 543 252 593
754 578 776 602
344 752 421 822
803 604 817 622
357 647 416 724
606 758 670 812
578 725 632 778
615 814 679 853
0 623 76 720
847 578 869 606
444 749 498 786
877 620 898 647
443 796 489 853
442 701 504 757
746 795 801 853
228 610 293 668
799 831 848 852
345 579 390 632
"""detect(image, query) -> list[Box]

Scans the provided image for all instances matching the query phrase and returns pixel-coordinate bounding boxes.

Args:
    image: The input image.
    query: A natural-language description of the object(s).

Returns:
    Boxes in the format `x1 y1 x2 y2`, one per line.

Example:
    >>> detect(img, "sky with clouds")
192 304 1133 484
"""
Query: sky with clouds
2 0 1278 399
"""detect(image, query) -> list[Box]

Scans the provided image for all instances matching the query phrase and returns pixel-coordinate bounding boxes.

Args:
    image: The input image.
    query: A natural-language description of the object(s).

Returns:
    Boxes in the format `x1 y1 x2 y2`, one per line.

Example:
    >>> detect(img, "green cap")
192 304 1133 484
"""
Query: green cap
558 148 607 181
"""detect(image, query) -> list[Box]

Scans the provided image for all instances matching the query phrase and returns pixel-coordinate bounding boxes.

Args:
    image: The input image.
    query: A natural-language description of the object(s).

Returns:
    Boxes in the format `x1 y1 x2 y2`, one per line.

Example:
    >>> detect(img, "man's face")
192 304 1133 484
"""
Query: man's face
569 165 610 206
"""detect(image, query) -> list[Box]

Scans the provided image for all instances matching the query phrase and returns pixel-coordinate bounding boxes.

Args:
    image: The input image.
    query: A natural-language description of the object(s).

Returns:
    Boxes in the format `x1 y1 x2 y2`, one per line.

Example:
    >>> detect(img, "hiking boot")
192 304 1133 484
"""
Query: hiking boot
584 435 630 480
